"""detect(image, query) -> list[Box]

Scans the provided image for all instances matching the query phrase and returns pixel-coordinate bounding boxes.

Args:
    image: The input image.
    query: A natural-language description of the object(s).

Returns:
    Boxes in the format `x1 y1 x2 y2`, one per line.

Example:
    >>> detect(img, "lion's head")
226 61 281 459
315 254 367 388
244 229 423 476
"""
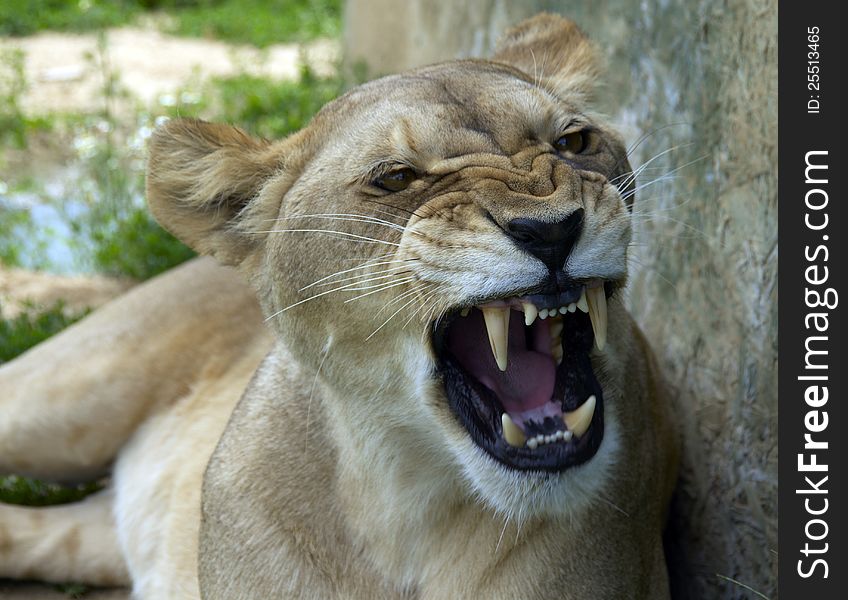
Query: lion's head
147 14 637 519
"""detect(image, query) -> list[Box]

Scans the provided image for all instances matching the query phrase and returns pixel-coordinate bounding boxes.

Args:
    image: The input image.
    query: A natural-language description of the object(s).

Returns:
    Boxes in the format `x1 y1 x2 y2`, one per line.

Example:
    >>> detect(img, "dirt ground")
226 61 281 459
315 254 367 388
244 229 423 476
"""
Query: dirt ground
1 26 338 116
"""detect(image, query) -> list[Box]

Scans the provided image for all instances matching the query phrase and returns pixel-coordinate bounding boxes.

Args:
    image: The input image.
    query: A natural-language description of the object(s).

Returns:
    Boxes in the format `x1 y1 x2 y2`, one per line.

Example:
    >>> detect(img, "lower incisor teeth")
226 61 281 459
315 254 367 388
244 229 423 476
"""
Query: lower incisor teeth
502 413 526 447
525 429 571 448
563 395 596 438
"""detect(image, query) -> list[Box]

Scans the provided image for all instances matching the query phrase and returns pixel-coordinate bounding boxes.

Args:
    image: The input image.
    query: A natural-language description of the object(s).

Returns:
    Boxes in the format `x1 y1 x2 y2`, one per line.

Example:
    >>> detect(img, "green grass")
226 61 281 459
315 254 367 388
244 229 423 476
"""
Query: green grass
165 0 341 47
206 66 343 138
0 0 142 37
0 475 102 507
0 18 342 521
0 0 342 47
0 47 53 149
89 206 196 279
0 302 89 364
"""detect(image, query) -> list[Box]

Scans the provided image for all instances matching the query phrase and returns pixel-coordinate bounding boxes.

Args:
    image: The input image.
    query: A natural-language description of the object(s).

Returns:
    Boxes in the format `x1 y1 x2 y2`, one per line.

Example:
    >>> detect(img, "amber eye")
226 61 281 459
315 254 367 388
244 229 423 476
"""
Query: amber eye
374 167 417 192
554 131 587 154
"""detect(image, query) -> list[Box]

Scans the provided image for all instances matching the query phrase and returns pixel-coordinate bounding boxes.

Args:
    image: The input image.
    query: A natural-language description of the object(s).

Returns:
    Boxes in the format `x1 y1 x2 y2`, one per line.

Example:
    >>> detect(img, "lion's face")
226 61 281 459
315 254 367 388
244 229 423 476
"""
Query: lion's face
148 16 635 518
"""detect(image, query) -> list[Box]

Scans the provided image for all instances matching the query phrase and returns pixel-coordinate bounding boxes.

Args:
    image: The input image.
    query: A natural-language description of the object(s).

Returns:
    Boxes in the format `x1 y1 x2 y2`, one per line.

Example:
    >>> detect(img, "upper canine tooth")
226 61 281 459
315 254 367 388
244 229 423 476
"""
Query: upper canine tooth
460 307 470 317
563 394 596 438
577 289 589 313
502 413 526 447
523 302 538 326
586 287 608 351
481 307 510 371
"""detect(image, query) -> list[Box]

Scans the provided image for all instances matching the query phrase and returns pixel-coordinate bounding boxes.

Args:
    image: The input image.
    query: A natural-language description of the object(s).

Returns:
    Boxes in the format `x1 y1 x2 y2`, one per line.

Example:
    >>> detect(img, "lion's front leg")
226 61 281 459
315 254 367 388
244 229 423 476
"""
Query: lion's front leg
0 257 262 483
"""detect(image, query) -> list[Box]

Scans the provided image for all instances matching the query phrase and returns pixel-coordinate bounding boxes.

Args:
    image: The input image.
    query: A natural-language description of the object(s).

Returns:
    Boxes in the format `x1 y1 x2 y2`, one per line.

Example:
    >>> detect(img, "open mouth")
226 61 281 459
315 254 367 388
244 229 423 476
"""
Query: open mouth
434 281 610 472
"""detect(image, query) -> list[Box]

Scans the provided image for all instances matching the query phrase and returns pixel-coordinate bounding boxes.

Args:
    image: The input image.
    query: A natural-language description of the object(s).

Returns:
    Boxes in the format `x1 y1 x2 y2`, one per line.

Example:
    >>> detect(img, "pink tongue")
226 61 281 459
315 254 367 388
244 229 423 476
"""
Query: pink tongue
446 310 555 414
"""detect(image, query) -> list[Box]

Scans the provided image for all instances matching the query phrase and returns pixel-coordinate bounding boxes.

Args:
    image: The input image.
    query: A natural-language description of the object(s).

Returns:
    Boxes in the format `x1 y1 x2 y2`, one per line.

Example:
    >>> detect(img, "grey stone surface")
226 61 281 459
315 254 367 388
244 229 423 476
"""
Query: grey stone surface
345 1 778 598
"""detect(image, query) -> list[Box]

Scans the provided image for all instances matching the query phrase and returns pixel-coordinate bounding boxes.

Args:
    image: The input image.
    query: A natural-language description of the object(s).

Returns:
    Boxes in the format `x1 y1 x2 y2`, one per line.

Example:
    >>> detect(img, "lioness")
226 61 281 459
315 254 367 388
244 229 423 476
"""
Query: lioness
0 14 679 599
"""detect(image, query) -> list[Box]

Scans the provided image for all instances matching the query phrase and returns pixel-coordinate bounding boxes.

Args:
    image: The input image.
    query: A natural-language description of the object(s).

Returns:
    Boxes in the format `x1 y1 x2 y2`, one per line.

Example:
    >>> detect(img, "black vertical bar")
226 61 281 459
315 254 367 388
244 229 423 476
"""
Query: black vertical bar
779 2 847 597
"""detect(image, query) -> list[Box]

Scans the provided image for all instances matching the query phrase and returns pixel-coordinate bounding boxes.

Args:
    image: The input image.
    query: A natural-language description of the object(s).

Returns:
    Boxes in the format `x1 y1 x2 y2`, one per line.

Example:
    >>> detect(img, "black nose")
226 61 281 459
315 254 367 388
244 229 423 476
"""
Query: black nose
506 209 584 271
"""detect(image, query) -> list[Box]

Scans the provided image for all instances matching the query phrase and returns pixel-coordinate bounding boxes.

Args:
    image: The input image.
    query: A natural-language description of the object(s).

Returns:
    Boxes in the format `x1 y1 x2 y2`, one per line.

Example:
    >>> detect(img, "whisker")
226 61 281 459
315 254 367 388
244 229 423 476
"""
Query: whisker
300 258 417 291
342 276 417 303
627 254 681 293
365 284 434 341
616 142 695 192
308 265 416 289
275 213 412 233
377 284 425 317
253 228 401 247
401 287 441 330
625 122 691 158
316 270 413 290
359 198 426 219
265 275 413 320
621 154 709 202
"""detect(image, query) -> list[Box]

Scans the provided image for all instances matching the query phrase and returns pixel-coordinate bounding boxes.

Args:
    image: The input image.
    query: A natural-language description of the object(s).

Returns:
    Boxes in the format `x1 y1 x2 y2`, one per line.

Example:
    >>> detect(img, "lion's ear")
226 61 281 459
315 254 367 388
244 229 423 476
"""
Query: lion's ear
492 13 601 102
146 118 284 266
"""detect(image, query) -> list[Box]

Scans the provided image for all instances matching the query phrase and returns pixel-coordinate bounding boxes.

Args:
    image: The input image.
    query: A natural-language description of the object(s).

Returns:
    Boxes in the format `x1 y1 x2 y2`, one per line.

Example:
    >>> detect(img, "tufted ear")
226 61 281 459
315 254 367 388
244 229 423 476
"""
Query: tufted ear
146 118 286 266
492 13 601 103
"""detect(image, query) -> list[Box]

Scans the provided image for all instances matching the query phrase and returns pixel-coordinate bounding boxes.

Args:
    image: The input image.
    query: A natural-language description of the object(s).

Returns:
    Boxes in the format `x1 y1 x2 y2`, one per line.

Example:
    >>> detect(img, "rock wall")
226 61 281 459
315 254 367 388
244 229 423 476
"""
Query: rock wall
345 1 778 597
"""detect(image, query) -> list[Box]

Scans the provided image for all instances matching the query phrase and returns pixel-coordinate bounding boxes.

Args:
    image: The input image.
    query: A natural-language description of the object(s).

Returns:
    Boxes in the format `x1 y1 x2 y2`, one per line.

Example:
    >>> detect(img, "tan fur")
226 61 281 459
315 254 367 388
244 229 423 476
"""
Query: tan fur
0 14 679 599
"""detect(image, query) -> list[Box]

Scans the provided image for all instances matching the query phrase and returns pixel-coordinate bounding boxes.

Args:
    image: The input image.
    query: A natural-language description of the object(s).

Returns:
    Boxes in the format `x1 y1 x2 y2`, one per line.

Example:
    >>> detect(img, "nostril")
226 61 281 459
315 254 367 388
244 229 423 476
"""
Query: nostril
505 209 584 271
506 221 539 244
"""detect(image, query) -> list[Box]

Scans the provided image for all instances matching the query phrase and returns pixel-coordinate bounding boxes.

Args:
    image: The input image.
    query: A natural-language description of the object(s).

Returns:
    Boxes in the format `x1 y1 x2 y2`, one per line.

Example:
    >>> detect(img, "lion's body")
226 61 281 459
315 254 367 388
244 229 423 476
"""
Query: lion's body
0 14 679 599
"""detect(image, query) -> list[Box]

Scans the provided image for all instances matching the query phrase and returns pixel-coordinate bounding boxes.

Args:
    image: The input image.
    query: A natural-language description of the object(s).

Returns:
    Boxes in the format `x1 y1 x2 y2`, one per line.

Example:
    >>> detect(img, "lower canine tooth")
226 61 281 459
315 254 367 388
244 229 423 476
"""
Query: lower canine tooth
502 413 526 447
563 394 596 438
586 287 608 351
549 319 564 338
551 343 563 366
481 307 510 371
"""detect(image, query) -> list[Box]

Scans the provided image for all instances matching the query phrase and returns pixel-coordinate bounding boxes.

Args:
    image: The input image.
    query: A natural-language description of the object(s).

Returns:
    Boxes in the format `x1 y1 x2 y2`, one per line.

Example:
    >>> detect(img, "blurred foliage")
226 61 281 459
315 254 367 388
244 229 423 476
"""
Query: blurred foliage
0 0 342 47
0 0 342 526
207 65 343 138
0 206 31 267
88 206 195 279
0 47 52 149
0 474 103 506
164 0 341 46
0 0 141 36
0 301 88 364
